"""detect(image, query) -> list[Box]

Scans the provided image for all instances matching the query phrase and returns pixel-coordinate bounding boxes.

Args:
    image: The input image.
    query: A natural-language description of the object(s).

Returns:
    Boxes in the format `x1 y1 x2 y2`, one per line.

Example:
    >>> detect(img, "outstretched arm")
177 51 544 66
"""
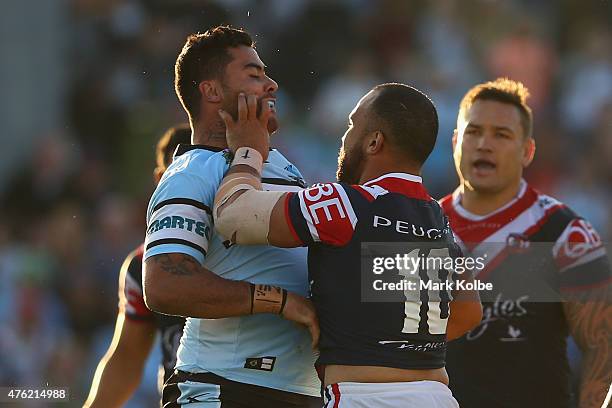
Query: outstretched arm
214 94 361 249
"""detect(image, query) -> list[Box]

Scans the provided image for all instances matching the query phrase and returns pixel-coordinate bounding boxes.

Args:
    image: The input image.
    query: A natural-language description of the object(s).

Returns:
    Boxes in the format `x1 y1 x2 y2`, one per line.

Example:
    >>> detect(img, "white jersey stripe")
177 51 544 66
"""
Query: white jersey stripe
364 172 423 185
470 200 562 270
559 246 607 273
335 183 358 229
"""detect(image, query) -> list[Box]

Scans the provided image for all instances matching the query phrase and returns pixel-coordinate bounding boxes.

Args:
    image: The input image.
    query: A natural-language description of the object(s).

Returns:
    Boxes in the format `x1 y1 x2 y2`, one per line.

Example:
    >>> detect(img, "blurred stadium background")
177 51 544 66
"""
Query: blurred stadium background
0 0 610 406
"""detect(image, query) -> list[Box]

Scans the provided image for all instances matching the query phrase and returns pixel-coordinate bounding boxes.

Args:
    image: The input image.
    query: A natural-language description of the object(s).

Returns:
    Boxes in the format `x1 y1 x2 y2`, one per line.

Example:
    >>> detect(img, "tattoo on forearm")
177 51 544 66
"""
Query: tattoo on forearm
564 285 612 408
153 254 200 276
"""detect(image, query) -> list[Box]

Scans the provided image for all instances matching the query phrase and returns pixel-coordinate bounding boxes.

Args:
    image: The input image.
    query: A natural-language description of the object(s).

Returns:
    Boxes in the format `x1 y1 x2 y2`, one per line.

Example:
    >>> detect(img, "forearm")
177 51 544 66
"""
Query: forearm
84 315 154 408
85 351 143 408
144 253 252 318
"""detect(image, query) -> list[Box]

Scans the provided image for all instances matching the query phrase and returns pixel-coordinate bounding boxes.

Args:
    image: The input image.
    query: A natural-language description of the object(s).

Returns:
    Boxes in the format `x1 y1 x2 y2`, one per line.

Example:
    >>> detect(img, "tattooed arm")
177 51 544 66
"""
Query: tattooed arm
143 253 252 318
142 253 319 345
563 285 612 408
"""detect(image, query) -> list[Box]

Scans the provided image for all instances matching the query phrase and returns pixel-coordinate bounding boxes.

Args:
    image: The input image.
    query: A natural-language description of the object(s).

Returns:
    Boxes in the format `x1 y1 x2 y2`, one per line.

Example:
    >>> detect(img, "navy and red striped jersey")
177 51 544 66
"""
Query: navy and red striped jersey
285 173 459 370
119 245 185 384
440 180 611 408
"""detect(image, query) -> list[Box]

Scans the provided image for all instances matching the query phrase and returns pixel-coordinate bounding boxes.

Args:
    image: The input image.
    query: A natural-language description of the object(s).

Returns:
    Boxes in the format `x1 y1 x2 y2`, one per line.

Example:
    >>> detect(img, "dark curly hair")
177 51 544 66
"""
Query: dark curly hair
174 26 254 119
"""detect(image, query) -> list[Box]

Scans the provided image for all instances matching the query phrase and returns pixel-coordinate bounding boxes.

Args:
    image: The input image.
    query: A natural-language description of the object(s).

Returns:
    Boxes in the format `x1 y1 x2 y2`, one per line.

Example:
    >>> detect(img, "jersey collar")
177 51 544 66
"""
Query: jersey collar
362 172 431 201
174 144 225 158
452 179 528 221
364 172 423 185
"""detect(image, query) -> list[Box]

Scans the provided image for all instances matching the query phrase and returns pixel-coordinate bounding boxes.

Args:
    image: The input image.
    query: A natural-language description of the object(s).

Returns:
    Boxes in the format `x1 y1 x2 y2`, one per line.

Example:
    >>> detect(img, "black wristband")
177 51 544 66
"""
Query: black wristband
279 289 288 315
249 283 255 314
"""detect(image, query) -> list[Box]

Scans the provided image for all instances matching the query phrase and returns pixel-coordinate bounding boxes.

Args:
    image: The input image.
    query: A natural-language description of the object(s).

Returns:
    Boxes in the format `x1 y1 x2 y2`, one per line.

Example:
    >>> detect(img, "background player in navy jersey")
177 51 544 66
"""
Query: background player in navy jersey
214 83 483 407
440 78 611 408
84 124 190 407
143 26 321 407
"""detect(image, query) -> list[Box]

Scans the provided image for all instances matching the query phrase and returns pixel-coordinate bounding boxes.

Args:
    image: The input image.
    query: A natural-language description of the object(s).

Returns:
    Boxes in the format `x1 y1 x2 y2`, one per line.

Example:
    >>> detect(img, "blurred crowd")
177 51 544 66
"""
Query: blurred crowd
0 0 610 406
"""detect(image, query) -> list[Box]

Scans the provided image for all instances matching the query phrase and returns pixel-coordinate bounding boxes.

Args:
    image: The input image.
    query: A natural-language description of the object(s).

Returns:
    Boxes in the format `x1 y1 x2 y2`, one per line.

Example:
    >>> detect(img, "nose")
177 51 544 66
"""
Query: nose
265 75 278 94
476 132 493 152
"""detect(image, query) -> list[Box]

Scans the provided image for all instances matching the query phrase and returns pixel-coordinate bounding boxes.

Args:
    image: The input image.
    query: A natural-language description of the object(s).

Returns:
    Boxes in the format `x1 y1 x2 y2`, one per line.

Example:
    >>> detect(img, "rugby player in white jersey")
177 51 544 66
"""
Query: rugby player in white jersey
440 78 611 408
142 26 321 407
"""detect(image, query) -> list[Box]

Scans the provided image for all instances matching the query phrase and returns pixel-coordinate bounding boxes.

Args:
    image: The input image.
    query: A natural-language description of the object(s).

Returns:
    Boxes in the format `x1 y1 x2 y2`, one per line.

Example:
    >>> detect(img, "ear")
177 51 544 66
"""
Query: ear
452 129 458 152
365 131 384 155
522 137 536 168
199 80 222 103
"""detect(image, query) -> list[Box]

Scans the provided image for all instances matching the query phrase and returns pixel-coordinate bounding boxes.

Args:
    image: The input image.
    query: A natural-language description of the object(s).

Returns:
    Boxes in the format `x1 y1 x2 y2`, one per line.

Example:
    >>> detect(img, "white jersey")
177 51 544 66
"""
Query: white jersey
144 145 319 396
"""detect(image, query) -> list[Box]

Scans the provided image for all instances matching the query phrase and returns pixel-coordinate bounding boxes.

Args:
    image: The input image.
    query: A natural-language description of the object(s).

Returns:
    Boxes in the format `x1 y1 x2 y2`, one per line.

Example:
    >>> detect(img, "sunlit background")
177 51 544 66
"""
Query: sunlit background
1 0 610 406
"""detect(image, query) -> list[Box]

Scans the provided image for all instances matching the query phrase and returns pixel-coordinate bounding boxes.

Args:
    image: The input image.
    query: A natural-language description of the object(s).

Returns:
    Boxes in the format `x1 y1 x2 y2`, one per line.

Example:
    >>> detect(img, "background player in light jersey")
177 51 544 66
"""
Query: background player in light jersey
142 26 321 407
84 125 190 408
440 78 611 408
213 83 483 408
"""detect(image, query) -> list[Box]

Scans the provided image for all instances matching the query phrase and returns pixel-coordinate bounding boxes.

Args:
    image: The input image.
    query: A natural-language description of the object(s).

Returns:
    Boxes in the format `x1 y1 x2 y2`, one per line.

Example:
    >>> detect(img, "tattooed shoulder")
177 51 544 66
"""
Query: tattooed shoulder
151 253 201 276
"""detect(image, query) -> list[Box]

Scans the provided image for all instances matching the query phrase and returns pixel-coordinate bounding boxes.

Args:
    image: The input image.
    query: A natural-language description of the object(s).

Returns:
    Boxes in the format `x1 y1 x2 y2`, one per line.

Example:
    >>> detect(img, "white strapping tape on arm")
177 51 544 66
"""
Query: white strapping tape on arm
213 147 284 245
214 189 284 245
232 147 263 173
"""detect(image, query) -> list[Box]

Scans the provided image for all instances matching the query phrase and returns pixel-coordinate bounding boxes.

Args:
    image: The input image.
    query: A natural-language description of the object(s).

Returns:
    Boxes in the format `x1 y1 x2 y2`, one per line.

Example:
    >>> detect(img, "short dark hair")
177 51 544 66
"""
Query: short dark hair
156 124 191 172
174 25 254 118
369 83 439 166
459 77 533 138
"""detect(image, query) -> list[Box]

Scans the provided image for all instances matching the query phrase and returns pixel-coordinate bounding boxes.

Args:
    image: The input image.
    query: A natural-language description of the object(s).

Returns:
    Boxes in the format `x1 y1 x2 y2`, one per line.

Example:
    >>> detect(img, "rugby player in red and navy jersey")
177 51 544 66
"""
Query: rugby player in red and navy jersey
84 125 190 408
213 83 483 408
440 78 611 408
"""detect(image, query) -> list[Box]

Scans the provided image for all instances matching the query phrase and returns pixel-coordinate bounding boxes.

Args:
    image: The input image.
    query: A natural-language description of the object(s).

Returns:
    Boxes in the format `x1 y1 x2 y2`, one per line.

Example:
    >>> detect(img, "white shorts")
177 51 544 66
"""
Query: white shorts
323 380 459 408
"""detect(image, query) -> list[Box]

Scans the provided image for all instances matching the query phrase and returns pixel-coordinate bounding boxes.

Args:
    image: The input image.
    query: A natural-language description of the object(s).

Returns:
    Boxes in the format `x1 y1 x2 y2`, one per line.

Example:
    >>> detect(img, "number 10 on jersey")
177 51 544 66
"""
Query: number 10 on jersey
399 248 453 335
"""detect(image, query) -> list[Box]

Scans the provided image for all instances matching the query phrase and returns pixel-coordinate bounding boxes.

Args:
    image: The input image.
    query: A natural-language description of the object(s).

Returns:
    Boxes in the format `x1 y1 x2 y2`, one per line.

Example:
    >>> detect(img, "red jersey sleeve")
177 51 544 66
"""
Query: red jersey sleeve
285 183 357 246
552 218 611 292
118 248 155 322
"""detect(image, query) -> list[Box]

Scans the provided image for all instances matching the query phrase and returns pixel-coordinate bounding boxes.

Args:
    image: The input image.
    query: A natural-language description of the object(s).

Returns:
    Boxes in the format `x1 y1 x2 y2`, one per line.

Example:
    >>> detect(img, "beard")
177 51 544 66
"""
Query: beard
336 143 365 184
221 86 278 133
